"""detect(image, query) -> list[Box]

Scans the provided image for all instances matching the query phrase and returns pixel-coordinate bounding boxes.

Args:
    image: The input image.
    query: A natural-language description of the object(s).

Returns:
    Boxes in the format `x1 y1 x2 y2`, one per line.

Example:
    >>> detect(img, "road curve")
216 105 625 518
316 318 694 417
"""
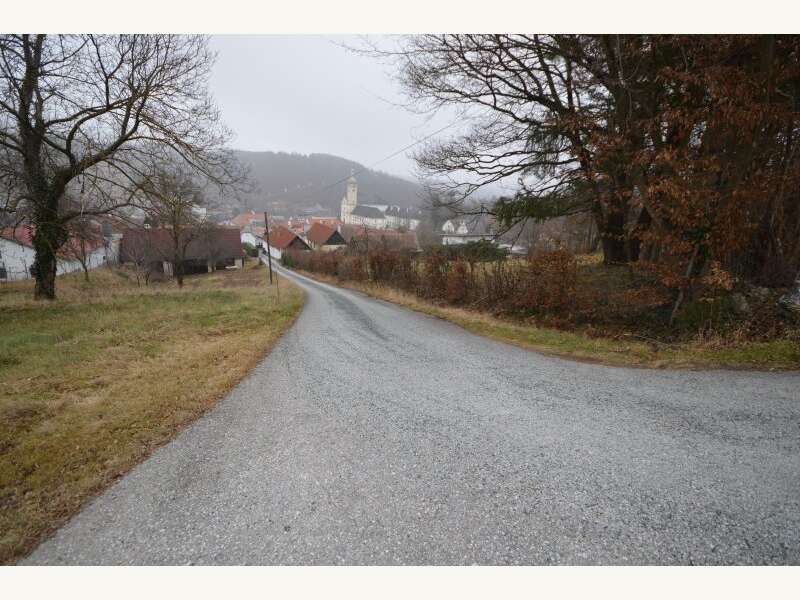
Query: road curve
26 267 800 565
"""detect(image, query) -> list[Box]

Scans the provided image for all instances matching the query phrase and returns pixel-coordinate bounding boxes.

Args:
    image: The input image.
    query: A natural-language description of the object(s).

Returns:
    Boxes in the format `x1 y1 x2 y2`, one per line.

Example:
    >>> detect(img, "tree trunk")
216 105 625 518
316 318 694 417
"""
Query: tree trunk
33 242 57 299
79 240 90 282
175 261 184 287
599 210 629 264
669 243 706 327
32 217 65 300
171 230 186 288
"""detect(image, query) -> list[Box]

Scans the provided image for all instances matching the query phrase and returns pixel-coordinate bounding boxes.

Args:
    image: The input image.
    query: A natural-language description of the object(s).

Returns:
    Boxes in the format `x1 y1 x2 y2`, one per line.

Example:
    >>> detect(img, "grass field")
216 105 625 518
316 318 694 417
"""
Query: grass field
297 269 800 370
0 261 303 564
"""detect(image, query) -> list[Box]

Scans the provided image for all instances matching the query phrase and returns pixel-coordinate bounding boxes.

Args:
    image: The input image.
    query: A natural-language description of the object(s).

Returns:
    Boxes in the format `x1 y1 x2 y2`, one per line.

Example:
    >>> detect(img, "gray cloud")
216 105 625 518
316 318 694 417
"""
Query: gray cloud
209 35 451 179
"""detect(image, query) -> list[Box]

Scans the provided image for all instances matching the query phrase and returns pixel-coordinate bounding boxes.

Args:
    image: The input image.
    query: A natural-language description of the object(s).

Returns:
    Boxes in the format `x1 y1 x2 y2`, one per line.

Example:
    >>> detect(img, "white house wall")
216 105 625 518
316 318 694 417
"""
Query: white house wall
0 238 36 280
241 231 259 247
1 239 115 281
441 234 495 246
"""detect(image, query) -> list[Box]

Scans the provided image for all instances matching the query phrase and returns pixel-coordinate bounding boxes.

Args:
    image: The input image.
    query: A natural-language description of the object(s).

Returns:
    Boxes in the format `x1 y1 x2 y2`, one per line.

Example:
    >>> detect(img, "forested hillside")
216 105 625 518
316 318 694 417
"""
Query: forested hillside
232 150 422 215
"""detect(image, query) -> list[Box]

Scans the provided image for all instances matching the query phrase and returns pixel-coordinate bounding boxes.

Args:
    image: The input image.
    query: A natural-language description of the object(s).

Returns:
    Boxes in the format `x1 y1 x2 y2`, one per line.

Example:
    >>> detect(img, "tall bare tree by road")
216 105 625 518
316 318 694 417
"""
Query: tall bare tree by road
370 35 632 262
0 34 235 299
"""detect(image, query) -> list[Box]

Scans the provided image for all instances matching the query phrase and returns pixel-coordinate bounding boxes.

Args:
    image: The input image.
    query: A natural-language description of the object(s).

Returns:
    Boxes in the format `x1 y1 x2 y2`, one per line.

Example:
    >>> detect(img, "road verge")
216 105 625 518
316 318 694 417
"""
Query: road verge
295 269 799 371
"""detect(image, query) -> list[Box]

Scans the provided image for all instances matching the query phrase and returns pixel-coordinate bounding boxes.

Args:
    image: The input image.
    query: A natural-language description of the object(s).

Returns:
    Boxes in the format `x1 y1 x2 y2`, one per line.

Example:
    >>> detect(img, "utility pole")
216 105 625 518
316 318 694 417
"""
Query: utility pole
263 211 274 285
263 210 280 302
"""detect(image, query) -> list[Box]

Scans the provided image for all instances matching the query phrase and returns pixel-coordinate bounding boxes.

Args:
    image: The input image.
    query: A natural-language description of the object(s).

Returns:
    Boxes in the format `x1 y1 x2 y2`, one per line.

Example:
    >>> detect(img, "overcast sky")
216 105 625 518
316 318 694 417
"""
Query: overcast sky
209 35 453 180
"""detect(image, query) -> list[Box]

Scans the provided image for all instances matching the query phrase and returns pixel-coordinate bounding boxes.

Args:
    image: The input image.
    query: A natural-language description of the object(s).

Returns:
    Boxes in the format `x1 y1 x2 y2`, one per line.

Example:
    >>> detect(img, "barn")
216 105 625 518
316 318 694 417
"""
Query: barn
119 226 245 278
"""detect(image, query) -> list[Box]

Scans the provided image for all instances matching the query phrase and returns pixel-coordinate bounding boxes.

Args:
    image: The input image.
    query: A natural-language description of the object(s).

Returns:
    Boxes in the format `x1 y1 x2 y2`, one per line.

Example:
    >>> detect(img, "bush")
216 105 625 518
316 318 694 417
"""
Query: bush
394 251 418 292
515 249 578 314
445 239 508 262
367 248 399 283
445 260 470 304
242 242 258 257
421 248 449 300
339 255 366 281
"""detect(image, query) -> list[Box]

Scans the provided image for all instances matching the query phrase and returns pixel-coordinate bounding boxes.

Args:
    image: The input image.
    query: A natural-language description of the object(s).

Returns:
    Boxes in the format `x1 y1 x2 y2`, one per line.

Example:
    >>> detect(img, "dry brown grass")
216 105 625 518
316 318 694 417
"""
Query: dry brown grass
0 261 303 564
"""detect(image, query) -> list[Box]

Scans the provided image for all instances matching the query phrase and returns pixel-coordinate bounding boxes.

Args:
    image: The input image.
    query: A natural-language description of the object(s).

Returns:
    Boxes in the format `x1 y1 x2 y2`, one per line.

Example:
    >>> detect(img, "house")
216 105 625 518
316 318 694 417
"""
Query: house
384 206 421 230
226 210 265 230
263 225 311 262
309 217 342 229
305 222 347 251
0 223 117 281
441 216 496 246
441 219 469 235
346 204 389 230
119 226 244 278
226 211 267 246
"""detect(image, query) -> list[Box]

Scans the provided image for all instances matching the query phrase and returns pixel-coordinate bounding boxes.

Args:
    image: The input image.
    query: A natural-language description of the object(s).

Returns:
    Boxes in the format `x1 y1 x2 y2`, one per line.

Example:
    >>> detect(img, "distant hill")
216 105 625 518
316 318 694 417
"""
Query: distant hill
231 150 423 217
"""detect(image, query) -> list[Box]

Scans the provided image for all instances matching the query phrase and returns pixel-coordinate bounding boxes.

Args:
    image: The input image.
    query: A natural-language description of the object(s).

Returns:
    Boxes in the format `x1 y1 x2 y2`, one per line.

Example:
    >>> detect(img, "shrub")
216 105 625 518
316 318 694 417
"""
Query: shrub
480 260 522 310
445 239 508 262
421 248 449 300
394 251 418 292
339 255 366 281
445 260 470 304
515 249 578 313
367 248 399 283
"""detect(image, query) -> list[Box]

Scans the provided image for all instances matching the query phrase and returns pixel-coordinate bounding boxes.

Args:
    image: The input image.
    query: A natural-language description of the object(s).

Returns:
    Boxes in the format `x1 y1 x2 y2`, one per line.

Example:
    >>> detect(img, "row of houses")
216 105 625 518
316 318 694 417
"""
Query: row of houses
253 221 420 262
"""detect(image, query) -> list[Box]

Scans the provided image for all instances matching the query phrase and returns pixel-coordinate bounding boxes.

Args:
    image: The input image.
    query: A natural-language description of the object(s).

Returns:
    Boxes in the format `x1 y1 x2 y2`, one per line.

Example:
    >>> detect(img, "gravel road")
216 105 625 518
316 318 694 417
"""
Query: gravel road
26 267 800 565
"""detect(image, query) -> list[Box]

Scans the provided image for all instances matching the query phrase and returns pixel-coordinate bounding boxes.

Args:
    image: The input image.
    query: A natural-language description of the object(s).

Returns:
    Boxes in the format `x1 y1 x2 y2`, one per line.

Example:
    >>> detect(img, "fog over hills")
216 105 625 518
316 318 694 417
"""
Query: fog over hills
232 150 423 216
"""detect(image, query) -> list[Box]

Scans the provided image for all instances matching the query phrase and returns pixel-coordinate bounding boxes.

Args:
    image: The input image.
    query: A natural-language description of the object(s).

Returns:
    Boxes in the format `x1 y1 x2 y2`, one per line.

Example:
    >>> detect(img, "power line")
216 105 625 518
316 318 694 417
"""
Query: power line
318 118 461 194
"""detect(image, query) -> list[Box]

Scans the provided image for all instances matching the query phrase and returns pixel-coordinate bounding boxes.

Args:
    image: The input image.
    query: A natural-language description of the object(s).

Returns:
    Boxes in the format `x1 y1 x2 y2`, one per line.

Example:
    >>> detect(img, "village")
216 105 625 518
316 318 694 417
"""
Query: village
0 172 529 284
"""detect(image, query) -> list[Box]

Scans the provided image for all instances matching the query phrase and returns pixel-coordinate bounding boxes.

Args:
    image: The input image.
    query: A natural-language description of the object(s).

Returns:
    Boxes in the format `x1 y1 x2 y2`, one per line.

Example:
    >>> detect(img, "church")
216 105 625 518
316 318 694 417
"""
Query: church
340 173 420 231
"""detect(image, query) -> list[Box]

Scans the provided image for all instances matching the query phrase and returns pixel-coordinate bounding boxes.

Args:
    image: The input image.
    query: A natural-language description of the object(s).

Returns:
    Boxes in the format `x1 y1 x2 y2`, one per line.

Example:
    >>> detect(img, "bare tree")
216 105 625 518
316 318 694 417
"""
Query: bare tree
196 219 226 272
363 35 660 264
139 165 205 288
0 34 236 299
61 214 104 282
124 224 155 286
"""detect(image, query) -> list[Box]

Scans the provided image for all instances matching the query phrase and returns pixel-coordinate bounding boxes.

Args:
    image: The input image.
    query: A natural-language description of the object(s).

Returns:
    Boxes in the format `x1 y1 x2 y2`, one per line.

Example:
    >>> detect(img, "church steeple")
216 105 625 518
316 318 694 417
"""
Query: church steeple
341 170 358 222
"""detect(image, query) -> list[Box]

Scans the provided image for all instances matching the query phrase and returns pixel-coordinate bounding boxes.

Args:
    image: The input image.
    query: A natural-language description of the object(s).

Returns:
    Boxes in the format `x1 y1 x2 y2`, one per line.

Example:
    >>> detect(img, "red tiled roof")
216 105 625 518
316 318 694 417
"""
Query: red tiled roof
310 217 342 227
305 223 338 246
267 225 310 250
229 211 265 229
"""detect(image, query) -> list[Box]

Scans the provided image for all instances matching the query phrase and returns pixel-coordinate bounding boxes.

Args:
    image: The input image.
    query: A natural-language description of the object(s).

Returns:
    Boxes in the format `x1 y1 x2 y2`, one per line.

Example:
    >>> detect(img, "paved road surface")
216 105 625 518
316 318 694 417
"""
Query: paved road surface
26 267 800 565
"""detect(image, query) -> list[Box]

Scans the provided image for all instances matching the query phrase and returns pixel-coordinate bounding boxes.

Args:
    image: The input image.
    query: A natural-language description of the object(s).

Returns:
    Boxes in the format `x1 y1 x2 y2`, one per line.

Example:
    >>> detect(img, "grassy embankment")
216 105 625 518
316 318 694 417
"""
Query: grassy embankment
296 260 799 370
0 261 303 563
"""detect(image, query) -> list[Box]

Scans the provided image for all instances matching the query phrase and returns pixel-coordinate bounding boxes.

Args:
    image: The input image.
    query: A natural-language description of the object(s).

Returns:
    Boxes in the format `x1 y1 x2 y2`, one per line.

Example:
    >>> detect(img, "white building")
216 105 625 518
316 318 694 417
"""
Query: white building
0 226 118 281
442 219 470 235
240 230 263 248
340 173 420 231
440 218 496 246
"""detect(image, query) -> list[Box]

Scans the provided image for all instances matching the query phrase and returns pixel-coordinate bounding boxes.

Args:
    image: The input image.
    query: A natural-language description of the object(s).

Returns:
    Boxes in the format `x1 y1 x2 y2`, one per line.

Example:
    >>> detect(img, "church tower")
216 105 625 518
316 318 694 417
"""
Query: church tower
340 171 358 223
